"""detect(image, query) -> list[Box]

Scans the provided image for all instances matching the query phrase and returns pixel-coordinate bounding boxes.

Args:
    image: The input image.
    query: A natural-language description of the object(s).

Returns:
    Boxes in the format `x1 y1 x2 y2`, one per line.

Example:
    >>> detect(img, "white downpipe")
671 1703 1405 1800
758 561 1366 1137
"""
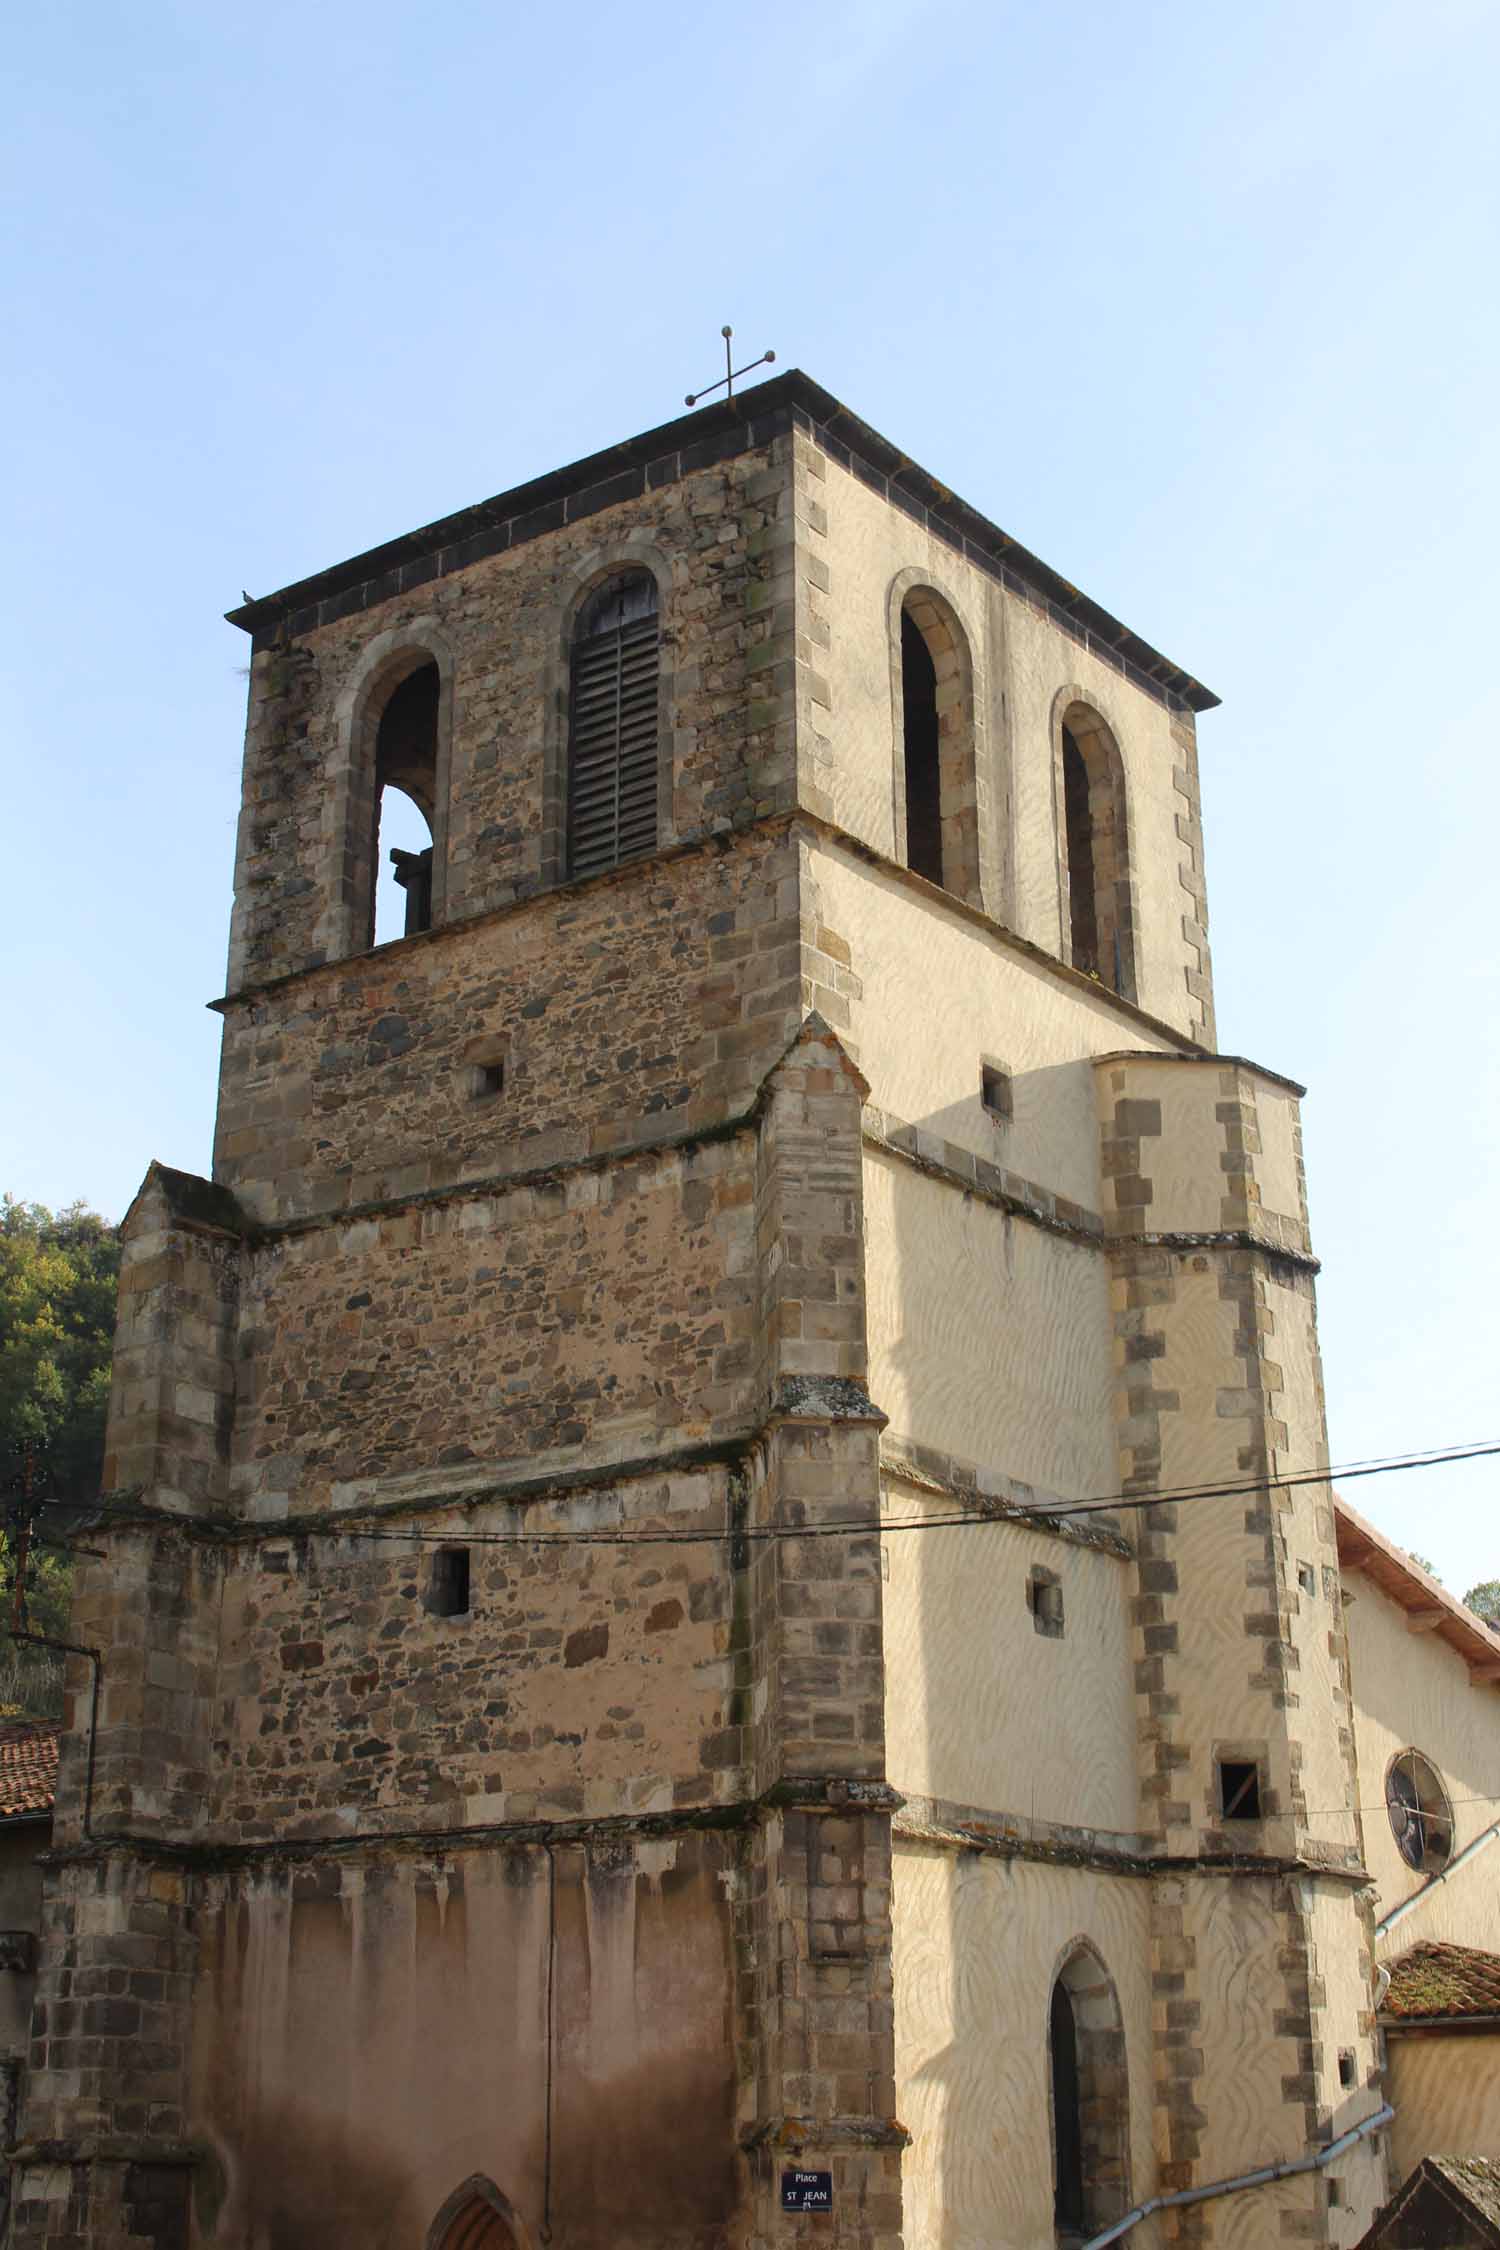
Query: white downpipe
1375 1814 1500 1939
1078 2102 1394 2250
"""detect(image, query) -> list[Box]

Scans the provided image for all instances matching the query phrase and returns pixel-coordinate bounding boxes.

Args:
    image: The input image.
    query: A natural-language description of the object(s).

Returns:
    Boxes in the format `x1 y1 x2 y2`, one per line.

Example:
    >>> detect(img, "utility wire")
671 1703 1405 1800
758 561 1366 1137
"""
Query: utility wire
1301 1794 1500 1823
46 1437 1485 1553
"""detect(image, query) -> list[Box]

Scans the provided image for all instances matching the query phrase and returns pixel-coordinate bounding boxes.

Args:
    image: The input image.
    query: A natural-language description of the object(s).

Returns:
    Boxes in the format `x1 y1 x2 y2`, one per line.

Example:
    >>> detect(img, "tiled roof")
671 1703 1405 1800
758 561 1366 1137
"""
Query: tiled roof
1384 1942 1500 2021
0 1724 59 1820
1359 2156 1500 2245
1431 2158 1500 2226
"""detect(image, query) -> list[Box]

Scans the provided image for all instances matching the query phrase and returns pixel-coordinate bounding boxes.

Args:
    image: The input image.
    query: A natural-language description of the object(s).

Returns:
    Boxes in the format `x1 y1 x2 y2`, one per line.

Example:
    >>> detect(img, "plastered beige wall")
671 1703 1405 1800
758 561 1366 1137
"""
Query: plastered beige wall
1388 2033 1500 2177
1134 1259 1344 1857
809 840 1171 1212
1346 1569 1500 1949
1305 1878 1390 2245
892 1846 1160 2250
1005 600 1192 1032
805 438 1205 1037
1276 1281 1357 1855
1094 1054 1307 1246
1171 1874 1384 2250
1253 1075 1307 1236
864 1152 1114 1500
882 1493 1138 1839
804 449 994 881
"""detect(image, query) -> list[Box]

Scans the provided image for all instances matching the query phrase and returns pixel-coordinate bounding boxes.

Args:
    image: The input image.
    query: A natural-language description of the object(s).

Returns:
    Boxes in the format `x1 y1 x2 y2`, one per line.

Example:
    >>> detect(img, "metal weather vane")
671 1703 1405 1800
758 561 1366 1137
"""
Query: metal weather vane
686 326 776 408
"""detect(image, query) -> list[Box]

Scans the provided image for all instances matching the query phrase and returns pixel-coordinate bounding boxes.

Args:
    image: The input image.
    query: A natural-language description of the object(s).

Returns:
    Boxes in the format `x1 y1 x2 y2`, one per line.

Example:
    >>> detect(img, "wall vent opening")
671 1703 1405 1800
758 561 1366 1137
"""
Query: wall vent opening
426 1547 471 1619
1218 1759 1262 1821
1028 1566 1064 1638
981 1062 1013 1122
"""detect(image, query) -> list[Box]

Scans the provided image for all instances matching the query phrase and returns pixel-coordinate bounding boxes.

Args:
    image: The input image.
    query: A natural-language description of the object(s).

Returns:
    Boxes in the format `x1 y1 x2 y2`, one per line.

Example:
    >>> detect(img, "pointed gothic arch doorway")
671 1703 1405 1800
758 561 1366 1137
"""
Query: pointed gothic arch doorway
425 2176 527 2250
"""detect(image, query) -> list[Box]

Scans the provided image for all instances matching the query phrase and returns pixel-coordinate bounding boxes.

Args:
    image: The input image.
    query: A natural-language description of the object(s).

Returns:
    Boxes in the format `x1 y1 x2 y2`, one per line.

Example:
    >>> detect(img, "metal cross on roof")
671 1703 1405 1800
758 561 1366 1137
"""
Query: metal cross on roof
685 326 776 409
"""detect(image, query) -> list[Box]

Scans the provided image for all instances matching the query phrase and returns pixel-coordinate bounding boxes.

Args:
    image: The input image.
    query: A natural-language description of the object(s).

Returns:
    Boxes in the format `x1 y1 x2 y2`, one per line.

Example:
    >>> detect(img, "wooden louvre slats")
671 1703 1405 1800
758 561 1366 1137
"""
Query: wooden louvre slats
440 2199 516 2250
567 582 660 879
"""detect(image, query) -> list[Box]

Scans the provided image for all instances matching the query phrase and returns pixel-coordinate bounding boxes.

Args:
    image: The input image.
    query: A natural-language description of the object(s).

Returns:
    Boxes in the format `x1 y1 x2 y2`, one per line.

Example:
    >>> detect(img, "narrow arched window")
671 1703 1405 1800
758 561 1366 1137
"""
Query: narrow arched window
372 661 439 944
1049 1947 1130 2240
1058 703 1136 1002
901 607 944 885
896 588 982 901
1051 1979 1085 2233
568 571 660 880
1062 725 1098 976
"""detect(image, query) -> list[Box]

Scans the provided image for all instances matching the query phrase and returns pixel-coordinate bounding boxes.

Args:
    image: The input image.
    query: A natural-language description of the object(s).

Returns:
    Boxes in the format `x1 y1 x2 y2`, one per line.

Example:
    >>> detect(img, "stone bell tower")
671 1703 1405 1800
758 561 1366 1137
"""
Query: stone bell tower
11 372 1381 2248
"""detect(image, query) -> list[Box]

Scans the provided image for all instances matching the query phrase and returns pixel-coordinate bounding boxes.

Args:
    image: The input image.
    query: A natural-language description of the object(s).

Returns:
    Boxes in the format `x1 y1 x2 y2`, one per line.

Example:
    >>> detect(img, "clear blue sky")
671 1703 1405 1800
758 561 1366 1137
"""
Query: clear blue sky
4 1 1496 1584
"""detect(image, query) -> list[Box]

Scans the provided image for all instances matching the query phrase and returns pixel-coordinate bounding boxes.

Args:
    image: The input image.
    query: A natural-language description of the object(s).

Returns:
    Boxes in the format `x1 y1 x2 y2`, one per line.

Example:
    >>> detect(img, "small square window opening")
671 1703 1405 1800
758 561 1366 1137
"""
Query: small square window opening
1297 1562 1316 1596
1027 1567 1064 1638
1218 1759 1262 1821
981 1063 1012 1122
426 1546 471 1618
471 1058 505 1100
1337 2049 1356 2089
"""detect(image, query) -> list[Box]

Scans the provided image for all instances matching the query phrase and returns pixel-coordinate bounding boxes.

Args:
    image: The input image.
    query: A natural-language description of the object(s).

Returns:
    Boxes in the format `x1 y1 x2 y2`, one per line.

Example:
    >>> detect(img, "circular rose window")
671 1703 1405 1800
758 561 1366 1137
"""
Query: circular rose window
1386 1750 1454 1872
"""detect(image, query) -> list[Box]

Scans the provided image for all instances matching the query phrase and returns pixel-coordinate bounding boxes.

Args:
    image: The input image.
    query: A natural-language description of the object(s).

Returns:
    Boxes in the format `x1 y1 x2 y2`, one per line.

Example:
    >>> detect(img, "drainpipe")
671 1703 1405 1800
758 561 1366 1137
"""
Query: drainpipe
1078 2102 1394 2250
1375 1815 1500 1940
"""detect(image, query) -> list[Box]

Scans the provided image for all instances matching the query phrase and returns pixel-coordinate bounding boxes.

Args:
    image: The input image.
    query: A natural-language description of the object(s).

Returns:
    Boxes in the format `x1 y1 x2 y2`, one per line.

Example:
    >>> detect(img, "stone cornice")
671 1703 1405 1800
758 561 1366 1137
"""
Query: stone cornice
895 1790 1369 1885
227 370 1217 715
879 1434 1132 1559
43 1775 901 1877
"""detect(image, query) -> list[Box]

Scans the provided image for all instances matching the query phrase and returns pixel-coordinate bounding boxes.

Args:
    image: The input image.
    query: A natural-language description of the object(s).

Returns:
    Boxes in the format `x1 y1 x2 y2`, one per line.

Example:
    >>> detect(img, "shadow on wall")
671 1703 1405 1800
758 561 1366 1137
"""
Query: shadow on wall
194 2099 424 2248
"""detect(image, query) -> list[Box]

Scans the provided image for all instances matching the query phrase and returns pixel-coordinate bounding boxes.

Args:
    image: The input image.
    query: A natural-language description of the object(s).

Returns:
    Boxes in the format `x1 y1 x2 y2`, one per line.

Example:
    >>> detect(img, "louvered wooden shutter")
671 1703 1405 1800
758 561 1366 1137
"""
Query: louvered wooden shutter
568 574 660 879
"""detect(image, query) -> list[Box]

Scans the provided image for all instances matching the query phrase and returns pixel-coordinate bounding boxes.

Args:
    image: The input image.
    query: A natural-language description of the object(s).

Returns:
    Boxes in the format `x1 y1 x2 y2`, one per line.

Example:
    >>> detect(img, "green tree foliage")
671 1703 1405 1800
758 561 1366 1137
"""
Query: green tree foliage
0 1198 120 1713
1464 1581 1500 1627
1 1199 120 1505
1407 1551 1440 1580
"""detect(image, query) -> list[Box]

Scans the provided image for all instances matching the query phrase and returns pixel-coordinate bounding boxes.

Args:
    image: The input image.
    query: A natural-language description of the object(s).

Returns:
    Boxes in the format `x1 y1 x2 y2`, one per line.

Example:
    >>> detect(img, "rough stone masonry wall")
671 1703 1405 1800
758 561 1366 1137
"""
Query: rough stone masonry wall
228 1130 758 1513
215 819 803 1226
210 1465 744 1841
102 1172 241 1513
226 440 800 993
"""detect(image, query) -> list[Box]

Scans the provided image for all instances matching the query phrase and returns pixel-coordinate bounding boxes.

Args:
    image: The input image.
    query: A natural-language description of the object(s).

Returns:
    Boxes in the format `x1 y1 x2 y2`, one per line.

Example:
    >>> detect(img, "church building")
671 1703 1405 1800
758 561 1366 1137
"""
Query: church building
12 371 1500 2248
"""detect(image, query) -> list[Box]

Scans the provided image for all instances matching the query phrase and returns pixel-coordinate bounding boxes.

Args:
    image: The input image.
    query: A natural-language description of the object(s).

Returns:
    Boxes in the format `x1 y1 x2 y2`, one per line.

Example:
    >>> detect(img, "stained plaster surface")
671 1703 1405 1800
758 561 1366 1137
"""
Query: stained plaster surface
892 1848 1159 2250
1348 1569 1500 1953
802 433 1205 1038
1387 2038 1500 2182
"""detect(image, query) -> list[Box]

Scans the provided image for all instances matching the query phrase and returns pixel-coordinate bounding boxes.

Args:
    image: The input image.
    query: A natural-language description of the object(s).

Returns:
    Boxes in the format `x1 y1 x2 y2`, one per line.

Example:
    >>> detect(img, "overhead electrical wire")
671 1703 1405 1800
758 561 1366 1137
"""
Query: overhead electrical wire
24 1437 1487 1554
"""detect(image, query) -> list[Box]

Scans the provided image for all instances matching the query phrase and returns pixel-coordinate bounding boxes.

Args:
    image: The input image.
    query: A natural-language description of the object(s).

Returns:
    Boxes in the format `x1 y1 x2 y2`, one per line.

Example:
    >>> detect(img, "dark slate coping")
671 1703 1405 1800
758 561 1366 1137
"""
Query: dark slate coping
227 374 1218 714
148 1163 246 1238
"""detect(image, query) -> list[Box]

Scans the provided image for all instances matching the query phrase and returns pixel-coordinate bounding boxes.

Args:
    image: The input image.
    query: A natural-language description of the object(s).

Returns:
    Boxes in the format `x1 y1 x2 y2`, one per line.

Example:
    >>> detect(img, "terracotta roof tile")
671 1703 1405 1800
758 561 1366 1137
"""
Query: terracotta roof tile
1431 2157 1500 2224
1358 2155 1500 2245
0 1724 59 1821
1385 1942 1500 2021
